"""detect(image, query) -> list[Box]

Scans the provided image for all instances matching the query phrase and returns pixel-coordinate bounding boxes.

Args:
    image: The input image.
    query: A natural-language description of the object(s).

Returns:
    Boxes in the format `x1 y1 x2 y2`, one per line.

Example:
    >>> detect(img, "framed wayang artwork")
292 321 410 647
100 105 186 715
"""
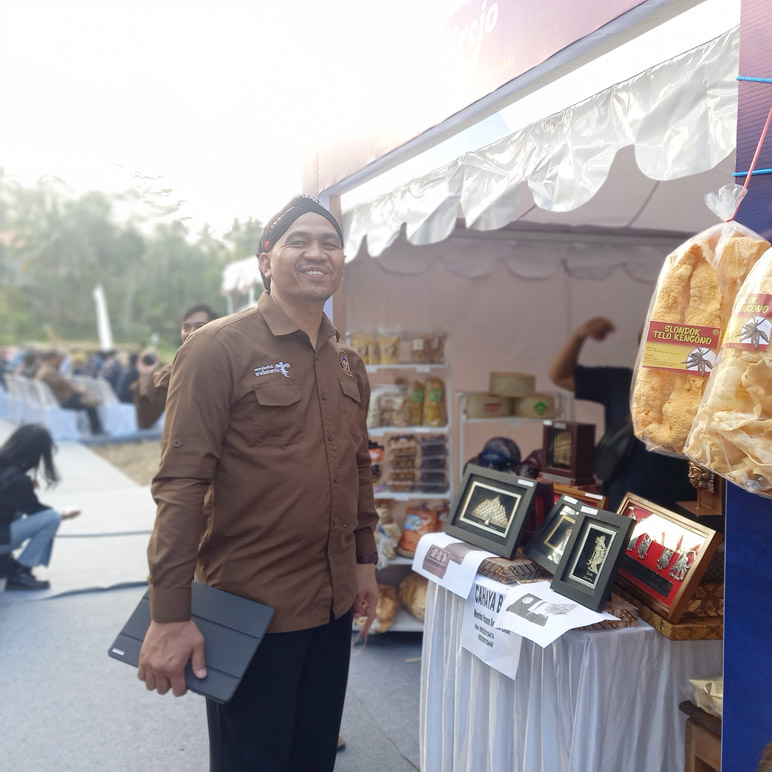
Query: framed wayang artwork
615 494 723 623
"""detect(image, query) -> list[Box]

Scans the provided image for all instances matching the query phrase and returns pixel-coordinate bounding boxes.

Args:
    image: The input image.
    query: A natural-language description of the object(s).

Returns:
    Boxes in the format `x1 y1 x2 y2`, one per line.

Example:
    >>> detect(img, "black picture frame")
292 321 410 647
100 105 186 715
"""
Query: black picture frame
550 508 634 612
524 494 586 574
444 464 537 558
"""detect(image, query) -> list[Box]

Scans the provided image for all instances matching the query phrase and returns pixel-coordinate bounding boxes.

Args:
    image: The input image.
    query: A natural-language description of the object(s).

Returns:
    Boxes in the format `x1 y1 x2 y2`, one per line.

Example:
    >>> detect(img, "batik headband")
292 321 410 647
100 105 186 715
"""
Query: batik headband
259 194 343 253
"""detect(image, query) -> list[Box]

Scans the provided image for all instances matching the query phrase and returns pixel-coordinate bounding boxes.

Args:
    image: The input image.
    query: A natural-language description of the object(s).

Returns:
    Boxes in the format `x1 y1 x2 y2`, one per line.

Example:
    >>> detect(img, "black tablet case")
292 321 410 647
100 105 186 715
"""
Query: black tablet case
108 581 274 703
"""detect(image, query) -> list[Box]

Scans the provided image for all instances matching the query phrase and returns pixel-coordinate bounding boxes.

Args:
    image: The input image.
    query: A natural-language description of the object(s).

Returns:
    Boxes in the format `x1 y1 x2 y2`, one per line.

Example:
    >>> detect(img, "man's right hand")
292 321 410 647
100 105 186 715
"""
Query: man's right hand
138 620 207 697
576 317 616 341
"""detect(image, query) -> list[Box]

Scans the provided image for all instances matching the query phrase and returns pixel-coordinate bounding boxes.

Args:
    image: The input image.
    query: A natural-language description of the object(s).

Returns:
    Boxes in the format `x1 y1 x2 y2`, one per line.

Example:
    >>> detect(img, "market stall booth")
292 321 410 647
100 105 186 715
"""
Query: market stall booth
305 1 770 768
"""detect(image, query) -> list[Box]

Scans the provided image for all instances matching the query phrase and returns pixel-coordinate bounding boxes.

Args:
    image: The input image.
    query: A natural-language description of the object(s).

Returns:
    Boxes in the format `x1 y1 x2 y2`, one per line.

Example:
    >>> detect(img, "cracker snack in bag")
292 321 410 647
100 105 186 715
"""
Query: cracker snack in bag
684 246 772 497
631 187 769 455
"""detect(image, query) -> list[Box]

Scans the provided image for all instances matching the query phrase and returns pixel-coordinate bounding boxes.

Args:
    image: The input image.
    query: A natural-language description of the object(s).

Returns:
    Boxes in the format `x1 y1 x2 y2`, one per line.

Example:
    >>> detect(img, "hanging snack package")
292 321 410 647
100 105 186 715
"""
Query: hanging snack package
631 185 769 455
684 246 772 497
408 380 425 426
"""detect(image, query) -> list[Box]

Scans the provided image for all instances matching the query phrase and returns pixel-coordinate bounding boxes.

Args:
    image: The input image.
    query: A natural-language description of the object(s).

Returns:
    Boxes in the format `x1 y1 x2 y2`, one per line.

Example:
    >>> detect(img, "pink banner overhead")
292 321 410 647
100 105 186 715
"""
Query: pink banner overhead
311 0 648 193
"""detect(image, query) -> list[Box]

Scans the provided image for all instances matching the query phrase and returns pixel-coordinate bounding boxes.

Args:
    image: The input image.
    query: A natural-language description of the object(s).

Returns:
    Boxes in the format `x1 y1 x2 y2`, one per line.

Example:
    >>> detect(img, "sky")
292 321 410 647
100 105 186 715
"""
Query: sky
0 0 358 235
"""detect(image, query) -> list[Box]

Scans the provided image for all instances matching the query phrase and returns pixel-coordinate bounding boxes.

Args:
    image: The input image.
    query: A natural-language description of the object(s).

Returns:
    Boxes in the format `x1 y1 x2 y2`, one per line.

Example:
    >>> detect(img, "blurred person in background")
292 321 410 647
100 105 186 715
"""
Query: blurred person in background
0 424 80 591
116 353 140 404
134 303 219 429
36 351 104 436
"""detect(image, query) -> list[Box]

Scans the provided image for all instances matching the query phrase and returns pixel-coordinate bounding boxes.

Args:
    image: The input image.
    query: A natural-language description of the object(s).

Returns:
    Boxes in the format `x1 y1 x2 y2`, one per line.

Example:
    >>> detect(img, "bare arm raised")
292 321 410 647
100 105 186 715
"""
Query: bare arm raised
548 317 616 392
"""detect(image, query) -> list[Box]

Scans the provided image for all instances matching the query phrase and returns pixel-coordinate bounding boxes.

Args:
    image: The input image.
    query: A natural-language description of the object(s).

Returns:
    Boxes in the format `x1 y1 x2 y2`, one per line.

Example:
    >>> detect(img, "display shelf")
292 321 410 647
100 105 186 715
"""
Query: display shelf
361 336 451 636
388 606 424 633
368 425 449 437
374 490 451 501
456 389 566 483
366 363 447 373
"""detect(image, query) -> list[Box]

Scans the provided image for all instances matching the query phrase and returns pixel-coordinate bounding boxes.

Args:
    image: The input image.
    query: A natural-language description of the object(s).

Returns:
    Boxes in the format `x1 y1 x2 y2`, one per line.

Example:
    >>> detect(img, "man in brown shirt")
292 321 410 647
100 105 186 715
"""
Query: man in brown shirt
134 303 218 429
138 195 378 772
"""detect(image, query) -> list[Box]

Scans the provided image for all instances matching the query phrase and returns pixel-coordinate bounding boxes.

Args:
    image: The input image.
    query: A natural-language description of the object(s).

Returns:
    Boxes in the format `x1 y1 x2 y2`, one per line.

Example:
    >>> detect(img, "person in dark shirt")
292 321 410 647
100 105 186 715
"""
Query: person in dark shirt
0 424 80 590
548 317 695 511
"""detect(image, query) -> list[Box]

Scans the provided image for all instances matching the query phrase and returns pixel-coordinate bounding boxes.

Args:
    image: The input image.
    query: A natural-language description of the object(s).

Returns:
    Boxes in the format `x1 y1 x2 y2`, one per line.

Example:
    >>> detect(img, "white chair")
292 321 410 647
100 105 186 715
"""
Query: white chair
31 380 88 441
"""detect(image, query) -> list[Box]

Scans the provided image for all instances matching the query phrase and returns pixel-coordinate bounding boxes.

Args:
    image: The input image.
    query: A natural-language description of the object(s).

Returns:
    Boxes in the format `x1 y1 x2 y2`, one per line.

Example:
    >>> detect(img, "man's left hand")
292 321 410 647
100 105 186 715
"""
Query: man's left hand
354 563 378 635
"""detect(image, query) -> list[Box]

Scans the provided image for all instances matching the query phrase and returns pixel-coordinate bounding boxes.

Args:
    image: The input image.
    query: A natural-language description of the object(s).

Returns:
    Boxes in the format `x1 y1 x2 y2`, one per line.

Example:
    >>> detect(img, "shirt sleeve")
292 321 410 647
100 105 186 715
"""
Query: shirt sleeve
147 334 234 622
133 364 171 429
352 358 378 563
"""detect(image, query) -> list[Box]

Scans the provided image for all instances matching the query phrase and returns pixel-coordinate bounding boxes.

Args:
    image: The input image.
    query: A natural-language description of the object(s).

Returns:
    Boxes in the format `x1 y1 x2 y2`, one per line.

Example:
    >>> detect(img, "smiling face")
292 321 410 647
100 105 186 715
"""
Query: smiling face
258 212 344 310
180 310 213 343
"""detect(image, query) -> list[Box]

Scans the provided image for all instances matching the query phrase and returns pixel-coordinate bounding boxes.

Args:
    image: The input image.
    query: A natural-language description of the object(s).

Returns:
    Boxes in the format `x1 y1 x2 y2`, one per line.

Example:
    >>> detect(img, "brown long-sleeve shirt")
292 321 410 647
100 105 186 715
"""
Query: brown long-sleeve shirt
147 292 378 632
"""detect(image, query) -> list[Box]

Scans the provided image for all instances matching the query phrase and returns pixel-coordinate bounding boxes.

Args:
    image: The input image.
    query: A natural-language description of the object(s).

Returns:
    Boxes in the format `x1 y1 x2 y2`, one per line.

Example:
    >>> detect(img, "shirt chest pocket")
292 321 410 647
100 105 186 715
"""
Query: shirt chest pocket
252 382 304 447
339 378 363 443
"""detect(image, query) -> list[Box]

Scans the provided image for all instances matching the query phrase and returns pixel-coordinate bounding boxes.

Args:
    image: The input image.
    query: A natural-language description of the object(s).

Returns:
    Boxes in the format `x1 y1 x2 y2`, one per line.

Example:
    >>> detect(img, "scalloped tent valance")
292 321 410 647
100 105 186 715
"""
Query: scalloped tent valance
342 29 739 261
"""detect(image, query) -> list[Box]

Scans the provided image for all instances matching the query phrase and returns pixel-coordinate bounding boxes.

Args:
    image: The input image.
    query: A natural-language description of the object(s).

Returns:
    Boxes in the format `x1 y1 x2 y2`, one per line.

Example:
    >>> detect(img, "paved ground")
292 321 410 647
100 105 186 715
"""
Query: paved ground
0 418 422 771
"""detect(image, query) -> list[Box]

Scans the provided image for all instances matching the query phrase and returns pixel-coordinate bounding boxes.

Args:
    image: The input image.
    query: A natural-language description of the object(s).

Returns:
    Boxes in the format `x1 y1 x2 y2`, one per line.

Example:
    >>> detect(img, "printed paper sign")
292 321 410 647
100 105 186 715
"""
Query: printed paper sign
460 576 523 681
494 581 615 648
412 532 495 599
641 320 721 375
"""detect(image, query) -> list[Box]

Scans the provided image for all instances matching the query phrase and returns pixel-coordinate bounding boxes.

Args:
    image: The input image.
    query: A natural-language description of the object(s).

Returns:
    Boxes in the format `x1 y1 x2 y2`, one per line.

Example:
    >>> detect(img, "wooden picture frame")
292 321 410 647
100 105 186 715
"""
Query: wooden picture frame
444 464 537 559
551 482 608 511
615 494 723 623
550 508 634 612
524 494 584 574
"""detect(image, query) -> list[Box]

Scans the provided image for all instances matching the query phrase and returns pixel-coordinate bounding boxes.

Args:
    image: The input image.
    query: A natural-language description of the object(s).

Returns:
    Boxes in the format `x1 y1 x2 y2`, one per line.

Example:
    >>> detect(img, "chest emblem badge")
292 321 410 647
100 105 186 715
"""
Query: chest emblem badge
339 351 353 376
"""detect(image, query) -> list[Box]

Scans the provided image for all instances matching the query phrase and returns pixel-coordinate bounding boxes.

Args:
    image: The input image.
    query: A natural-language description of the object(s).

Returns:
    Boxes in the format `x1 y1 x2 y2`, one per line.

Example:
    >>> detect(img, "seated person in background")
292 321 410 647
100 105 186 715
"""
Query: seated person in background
0 424 80 590
548 317 695 512
116 353 139 404
98 350 123 391
36 351 104 436
134 303 219 429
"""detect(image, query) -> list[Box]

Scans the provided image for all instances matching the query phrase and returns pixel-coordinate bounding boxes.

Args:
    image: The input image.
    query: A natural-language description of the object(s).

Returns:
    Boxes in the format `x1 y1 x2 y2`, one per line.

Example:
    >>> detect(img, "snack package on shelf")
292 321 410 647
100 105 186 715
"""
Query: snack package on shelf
410 332 446 364
375 500 402 568
369 440 385 491
349 331 380 365
398 572 429 622
631 187 769 455
378 328 402 365
423 377 447 427
408 380 425 425
353 584 399 634
378 388 411 428
386 434 418 492
684 246 772 497
397 503 442 558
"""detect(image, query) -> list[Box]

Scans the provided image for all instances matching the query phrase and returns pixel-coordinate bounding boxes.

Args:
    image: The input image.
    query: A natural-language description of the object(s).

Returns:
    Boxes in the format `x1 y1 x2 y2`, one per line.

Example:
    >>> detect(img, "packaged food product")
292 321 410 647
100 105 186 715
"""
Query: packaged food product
378 390 411 427
684 247 772 496
422 377 447 427
631 196 769 455
489 371 536 398
409 380 425 425
349 331 370 363
375 500 401 568
410 333 431 364
398 573 429 622
397 503 441 557
378 329 402 365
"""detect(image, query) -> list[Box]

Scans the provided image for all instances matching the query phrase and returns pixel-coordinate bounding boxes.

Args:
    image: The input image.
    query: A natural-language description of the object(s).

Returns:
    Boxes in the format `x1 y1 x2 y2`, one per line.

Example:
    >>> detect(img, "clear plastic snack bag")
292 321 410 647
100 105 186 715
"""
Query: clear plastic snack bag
631 185 769 455
684 246 772 497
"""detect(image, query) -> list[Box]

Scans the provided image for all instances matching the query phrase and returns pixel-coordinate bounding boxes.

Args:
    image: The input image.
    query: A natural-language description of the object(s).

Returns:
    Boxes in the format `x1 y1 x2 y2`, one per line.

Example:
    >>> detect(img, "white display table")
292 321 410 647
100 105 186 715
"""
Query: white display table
420 581 722 772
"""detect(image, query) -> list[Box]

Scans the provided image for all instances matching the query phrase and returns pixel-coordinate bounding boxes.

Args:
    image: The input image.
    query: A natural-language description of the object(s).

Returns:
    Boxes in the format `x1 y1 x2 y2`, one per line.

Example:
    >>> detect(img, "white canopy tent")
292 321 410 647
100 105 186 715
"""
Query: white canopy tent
336 23 740 466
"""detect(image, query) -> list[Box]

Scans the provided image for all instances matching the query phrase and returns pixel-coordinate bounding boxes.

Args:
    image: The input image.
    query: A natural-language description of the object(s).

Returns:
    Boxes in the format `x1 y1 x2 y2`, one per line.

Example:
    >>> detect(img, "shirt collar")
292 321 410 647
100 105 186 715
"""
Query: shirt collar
258 292 340 344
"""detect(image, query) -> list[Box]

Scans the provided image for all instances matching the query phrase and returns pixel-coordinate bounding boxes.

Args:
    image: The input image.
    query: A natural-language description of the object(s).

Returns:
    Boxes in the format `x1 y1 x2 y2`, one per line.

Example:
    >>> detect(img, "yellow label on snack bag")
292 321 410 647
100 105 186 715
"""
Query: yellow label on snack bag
724 293 772 351
641 321 720 375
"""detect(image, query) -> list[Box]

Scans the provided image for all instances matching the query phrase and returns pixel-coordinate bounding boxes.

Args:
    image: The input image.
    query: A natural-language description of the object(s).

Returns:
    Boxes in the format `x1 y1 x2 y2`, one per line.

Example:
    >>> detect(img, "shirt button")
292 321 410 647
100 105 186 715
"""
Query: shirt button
333 517 340 525
333 475 339 483
327 433 334 442
172 439 182 448
321 391 328 400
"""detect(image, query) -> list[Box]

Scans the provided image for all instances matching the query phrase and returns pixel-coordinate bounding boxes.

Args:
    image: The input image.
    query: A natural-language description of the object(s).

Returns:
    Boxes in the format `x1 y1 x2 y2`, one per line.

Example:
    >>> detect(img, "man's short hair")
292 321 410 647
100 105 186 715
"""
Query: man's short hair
182 304 219 323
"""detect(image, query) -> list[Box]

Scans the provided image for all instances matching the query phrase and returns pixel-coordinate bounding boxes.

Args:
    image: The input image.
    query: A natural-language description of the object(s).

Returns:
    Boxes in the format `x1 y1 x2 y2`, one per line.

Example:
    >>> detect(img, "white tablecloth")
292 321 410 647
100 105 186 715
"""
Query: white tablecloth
420 582 723 772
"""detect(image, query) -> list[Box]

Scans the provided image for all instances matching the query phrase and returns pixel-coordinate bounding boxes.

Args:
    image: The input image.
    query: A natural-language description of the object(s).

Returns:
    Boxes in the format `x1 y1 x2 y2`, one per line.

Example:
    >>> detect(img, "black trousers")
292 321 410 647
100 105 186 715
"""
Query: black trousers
61 394 103 435
206 606 353 772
